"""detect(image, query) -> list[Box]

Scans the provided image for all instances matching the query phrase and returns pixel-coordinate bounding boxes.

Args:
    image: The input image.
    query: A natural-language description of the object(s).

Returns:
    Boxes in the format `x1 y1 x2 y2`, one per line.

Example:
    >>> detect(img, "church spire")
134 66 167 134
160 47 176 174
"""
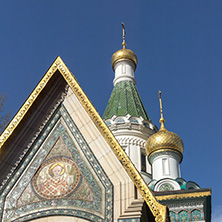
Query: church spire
103 23 150 121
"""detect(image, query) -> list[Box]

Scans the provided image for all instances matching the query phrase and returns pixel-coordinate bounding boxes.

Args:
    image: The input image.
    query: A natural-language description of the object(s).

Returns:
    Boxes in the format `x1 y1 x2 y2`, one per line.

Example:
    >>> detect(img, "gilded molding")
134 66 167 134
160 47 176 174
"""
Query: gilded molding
156 191 211 201
0 86 68 190
0 57 167 222
0 60 58 148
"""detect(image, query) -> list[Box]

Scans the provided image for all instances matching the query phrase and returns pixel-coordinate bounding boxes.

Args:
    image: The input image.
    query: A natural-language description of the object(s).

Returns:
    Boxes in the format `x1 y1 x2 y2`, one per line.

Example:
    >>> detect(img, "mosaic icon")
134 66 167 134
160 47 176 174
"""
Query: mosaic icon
32 157 81 199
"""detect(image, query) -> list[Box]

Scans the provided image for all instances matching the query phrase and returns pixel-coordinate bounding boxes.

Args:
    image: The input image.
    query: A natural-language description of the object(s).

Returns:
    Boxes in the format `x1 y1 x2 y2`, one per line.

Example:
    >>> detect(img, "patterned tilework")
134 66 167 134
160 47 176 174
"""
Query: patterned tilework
159 183 174 191
0 105 113 222
191 209 202 221
103 80 151 121
11 209 104 222
178 210 189 222
169 209 203 222
169 211 177 222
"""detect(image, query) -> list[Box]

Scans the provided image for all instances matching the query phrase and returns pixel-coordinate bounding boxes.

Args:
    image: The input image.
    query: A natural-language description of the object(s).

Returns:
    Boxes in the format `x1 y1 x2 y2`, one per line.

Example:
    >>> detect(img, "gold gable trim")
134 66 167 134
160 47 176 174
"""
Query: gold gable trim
0 56 167 222
156 190 211 201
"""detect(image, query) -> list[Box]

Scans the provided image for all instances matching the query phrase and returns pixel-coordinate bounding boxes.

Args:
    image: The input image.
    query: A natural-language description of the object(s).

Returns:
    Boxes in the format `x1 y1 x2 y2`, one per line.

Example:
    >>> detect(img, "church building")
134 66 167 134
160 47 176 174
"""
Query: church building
0 24 211 221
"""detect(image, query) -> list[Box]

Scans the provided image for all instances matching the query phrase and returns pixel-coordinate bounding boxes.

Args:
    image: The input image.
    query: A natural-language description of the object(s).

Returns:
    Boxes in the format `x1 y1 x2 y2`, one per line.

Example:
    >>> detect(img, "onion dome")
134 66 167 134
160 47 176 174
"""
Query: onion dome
146 123 184 158
111 48 137 70
145 91 184 158
111 22 137 71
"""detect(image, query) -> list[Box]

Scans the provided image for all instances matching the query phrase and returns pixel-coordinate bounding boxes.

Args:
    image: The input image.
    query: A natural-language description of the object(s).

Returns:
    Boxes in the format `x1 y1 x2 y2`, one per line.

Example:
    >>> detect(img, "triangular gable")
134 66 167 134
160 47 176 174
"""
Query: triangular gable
3 105 112 221
0 56 167 221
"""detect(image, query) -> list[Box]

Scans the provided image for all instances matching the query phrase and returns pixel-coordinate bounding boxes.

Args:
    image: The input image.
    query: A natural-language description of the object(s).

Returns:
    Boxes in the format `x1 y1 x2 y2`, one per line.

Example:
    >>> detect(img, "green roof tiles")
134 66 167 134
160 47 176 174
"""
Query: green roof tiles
103 81 151 121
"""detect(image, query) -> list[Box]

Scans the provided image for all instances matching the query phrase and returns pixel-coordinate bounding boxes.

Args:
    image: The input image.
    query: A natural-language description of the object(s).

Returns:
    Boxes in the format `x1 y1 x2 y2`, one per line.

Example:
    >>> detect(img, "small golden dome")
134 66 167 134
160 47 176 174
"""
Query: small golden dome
111 48 137 70
145 127 184 158
146 91 184 159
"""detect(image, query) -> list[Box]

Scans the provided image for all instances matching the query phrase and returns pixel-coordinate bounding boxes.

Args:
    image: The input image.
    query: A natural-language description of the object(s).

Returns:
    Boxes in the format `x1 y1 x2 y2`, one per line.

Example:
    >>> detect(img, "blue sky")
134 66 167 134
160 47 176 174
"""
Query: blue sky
0 1 221 220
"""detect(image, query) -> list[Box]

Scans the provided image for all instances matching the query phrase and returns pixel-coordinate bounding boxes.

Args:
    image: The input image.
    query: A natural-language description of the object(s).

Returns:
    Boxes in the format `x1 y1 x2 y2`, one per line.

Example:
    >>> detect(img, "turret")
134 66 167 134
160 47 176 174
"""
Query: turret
146 91 183 181
146 92 199 191
103 24 156 181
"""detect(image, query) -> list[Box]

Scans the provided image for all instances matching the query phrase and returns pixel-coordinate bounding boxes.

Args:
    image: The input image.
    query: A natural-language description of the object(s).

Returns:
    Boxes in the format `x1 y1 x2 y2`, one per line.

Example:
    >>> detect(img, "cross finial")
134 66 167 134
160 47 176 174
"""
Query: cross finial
159 91 166 130
121 22 126 49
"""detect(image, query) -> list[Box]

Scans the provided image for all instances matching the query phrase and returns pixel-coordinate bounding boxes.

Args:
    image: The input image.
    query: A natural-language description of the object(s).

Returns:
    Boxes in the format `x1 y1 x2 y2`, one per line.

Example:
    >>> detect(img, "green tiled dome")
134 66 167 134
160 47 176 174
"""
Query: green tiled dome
103 81 151 121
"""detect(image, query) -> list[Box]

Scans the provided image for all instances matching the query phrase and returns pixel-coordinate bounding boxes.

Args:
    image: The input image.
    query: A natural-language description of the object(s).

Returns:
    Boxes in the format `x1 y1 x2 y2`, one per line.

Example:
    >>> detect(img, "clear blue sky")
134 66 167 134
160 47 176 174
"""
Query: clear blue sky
1 1 221 220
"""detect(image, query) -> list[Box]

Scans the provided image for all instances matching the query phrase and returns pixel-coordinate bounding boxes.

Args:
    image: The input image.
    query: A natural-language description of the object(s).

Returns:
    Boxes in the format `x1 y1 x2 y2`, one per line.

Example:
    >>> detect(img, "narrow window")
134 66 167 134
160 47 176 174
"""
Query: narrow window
162 158 169 175
141 153 146 172
122 64 126 74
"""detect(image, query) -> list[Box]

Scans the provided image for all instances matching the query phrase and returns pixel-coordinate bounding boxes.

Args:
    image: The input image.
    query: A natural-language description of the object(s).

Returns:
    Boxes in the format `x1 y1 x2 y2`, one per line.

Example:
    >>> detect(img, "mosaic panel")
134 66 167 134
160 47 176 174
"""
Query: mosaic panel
169 211 177 222
159 183 174 191
178 210 189 222
0 106 113 222
191 209 202 221
32 156 81 199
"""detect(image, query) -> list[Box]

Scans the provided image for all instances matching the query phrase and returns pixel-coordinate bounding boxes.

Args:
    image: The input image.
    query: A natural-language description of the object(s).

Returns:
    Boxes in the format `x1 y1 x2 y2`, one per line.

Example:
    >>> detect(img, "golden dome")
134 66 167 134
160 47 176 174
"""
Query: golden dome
146 91 184 159
145 127 184 158
111 48 137 70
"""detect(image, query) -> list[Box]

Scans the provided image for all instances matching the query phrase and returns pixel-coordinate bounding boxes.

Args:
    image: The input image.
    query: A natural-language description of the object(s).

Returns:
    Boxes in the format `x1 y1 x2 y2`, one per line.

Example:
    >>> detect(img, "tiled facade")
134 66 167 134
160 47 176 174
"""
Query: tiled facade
169 209 203 222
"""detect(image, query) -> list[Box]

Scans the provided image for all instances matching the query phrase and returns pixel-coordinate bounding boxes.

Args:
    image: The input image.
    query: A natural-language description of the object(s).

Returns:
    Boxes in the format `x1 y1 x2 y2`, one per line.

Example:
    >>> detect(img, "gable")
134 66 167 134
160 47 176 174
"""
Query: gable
1 106 112 221
0 57 168 222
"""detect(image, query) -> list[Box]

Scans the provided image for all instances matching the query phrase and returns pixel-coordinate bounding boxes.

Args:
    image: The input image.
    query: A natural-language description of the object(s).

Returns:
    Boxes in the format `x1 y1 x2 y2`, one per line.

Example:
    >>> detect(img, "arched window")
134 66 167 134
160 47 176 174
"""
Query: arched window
143 122 150 128
105 121 111 126
130 118 139 123
116 118 125 123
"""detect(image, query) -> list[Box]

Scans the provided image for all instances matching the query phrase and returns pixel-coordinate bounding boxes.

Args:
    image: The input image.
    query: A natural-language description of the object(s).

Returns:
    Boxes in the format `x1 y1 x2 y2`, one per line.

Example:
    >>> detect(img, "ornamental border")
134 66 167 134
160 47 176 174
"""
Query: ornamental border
11 209 104 222
156 191 211 201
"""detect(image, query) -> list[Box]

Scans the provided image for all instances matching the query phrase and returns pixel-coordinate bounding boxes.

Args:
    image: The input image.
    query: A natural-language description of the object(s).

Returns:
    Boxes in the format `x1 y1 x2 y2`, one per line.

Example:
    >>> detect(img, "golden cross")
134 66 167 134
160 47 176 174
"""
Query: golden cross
159 91 166 129
121 22 126 49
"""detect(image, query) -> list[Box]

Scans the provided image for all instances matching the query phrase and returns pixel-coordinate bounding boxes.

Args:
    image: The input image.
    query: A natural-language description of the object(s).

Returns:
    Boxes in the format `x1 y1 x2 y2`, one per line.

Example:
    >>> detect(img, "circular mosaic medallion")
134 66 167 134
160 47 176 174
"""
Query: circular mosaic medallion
32 157 81 199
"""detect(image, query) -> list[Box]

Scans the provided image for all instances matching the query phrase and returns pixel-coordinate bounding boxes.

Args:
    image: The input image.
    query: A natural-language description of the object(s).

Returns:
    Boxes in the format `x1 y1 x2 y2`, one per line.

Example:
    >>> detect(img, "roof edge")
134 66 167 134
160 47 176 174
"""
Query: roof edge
0 56 168 222
155 189 211 201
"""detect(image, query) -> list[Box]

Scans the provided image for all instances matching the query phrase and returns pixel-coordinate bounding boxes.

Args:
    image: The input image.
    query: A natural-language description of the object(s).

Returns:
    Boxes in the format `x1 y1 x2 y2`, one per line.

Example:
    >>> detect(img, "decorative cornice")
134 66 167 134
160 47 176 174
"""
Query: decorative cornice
156 191 211 201
166 201 204 209
0 56 167 222
109 123 146 131
116 136 146 148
